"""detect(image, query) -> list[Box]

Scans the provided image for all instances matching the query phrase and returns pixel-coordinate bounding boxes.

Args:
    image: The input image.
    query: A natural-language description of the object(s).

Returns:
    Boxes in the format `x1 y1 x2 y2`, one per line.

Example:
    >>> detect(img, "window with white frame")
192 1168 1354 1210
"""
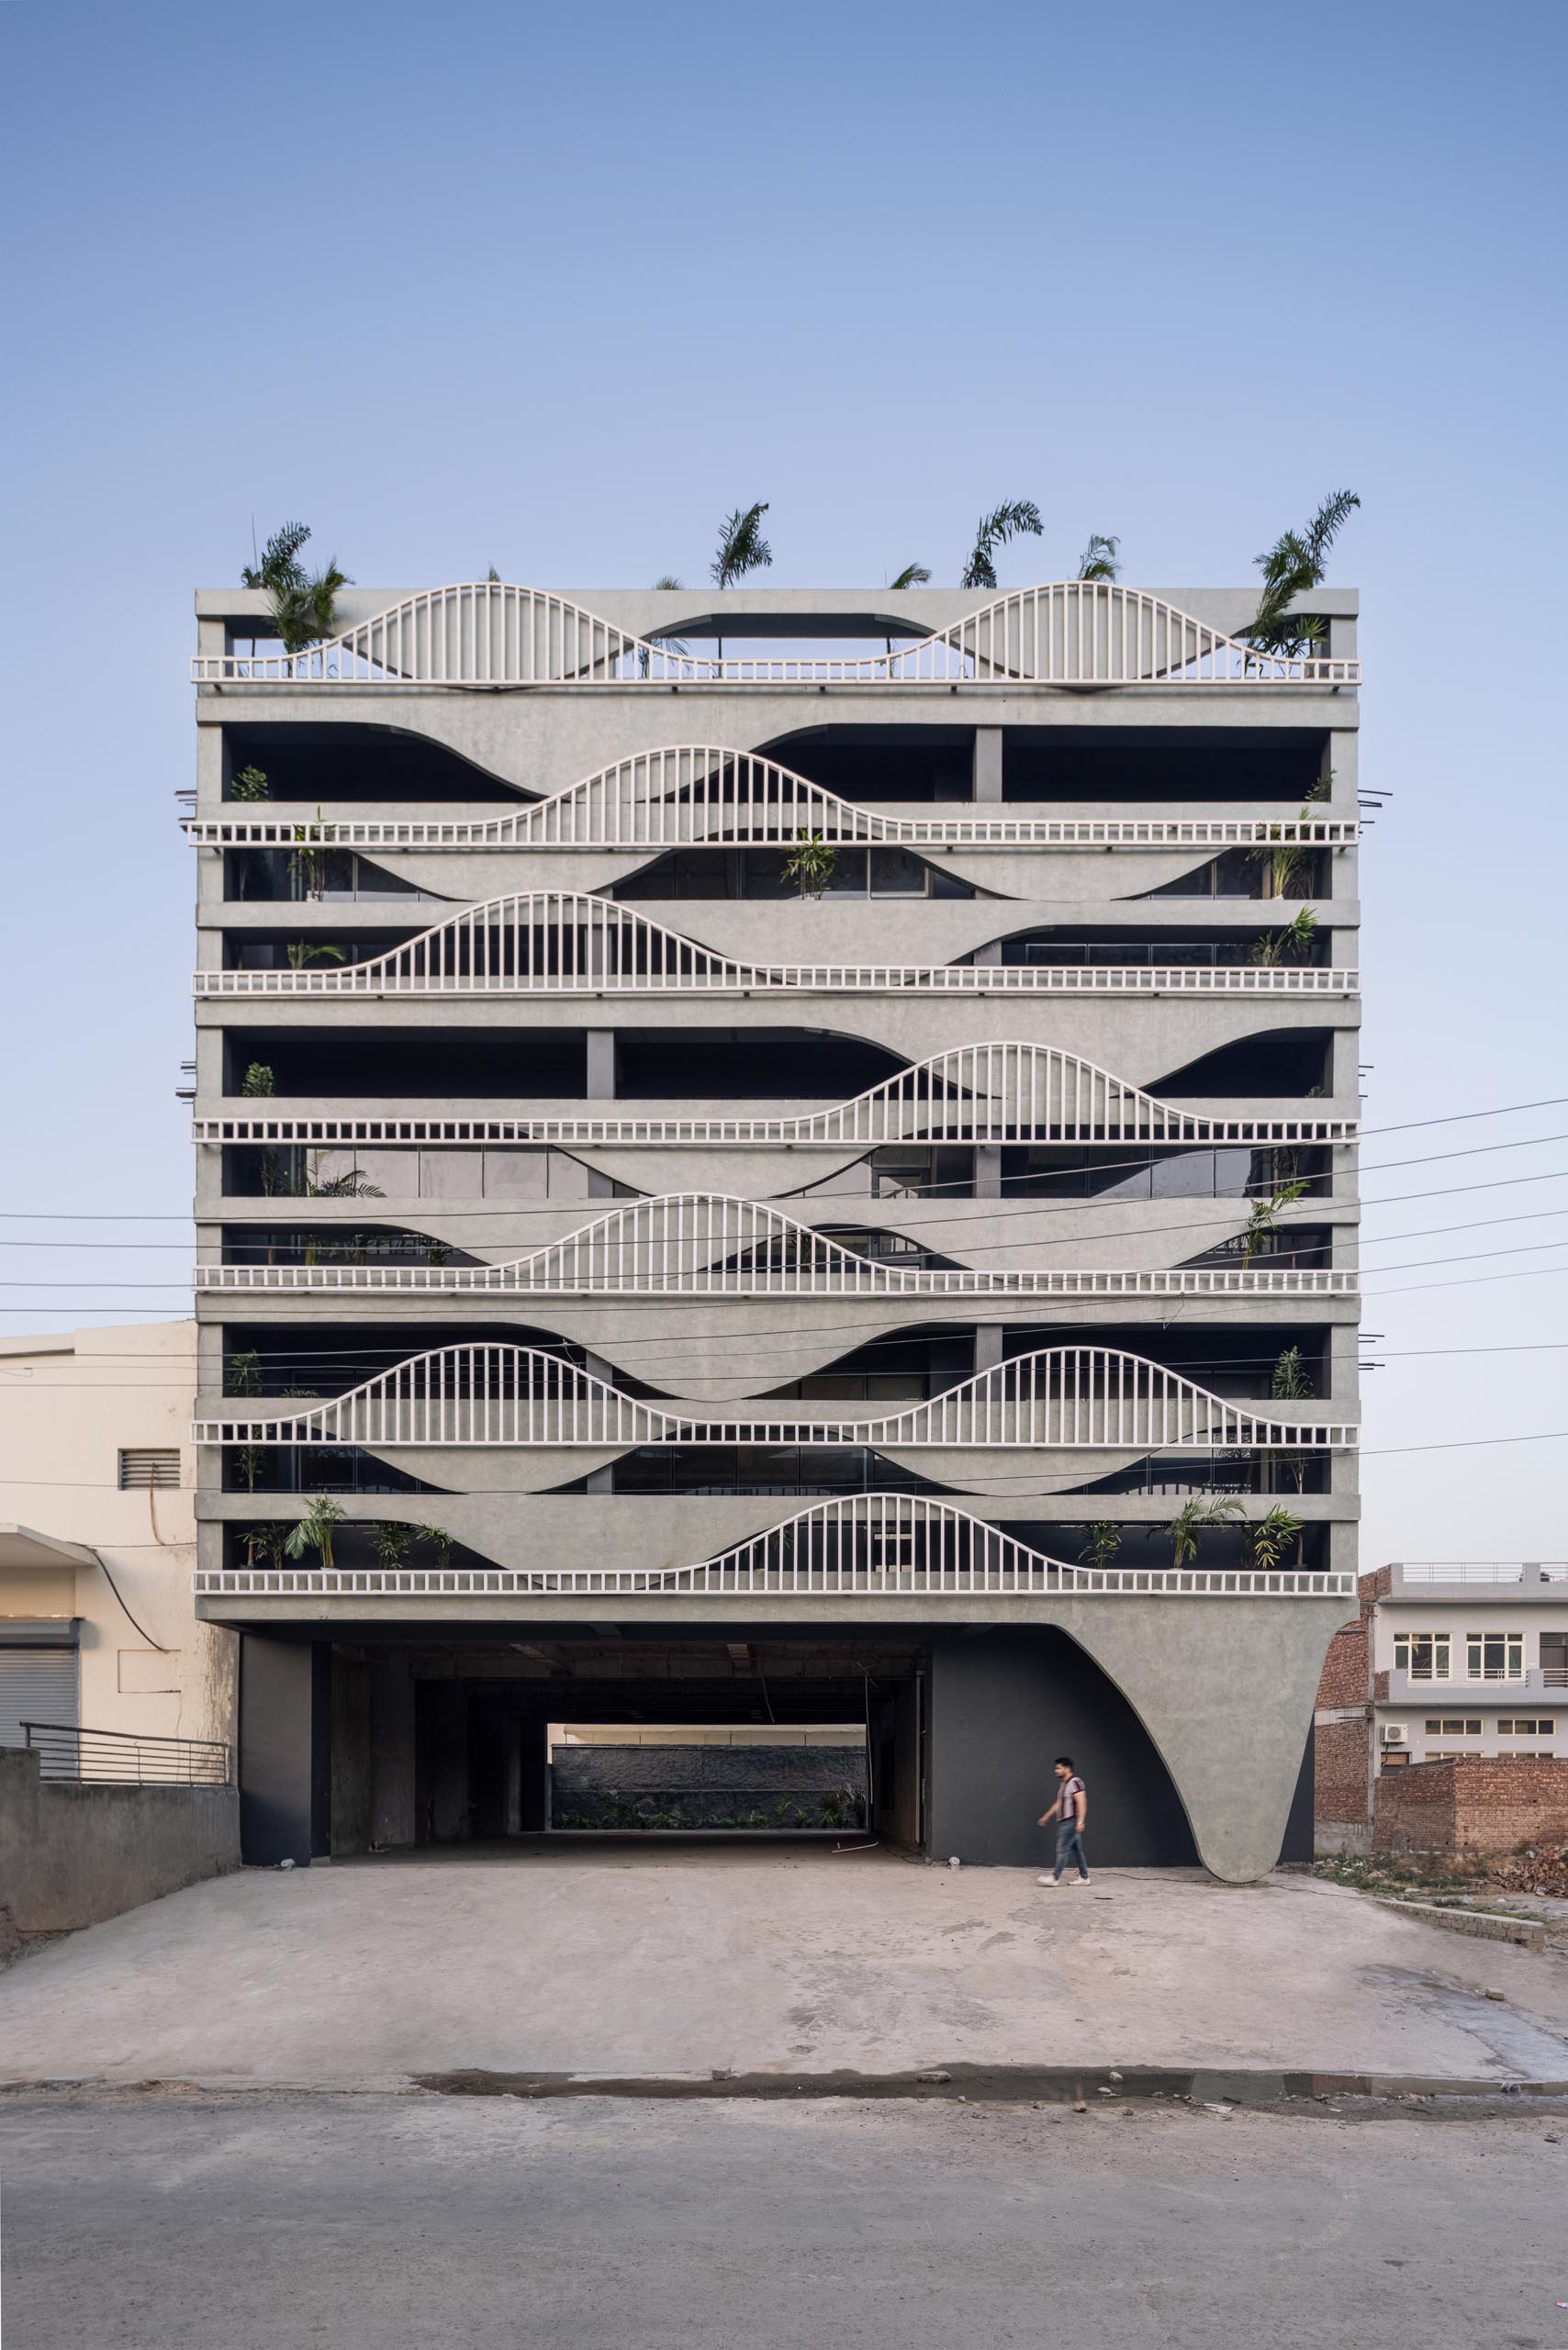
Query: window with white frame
1424 1717 1482 1735
1466 1630 1525 1681
1498 1718 1555 1737
1394 1632 1450 1681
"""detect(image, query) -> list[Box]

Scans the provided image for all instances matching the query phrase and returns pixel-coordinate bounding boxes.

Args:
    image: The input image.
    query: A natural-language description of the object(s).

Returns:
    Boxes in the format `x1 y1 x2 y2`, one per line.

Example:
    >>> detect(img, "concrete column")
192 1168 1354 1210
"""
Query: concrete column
586 1030 616 1101
972 1326 1004 1376
974 1146 1002 1199
518 1717 549 1831
330 1651 373 1856
422 1681 470 1842
369 1650 417 1849
239 1636 330 1865
971 729 1002 801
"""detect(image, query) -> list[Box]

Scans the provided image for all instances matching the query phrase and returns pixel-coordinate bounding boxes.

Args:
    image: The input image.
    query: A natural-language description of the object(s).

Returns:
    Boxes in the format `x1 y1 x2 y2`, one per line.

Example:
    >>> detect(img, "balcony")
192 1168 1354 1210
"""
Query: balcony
190 582 1361 689
184 745 1362 853
190 1492 1354 1603
194 895 1359 1002
194 1342 1355 1455
192 1190 1355 1299
1381 1563 1568 1597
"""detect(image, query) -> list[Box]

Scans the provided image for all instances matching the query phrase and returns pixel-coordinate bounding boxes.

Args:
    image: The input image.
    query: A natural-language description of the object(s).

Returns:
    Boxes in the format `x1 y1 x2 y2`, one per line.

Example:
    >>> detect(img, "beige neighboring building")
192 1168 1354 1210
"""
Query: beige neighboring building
0 1322 234 1753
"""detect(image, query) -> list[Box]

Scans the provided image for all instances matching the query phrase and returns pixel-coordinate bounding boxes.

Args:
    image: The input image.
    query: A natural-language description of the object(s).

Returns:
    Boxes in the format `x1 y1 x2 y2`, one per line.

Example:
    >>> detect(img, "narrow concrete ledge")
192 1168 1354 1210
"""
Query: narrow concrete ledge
1367 1894 1545 1953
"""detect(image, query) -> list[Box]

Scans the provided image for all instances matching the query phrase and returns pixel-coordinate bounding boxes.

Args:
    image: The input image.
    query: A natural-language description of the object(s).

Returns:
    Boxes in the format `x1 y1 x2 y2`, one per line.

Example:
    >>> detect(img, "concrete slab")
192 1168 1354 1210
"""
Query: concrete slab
3 1846 1568 2089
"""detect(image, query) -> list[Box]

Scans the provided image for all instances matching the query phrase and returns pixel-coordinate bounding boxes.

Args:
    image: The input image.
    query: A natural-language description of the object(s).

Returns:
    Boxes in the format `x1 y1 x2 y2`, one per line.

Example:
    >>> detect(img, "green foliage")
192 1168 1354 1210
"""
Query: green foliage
374 1521 413 1568
283 1494 346 1571
228 1348 262 1396
781 828 837 898
651 574 684 589
1249 1504 1305 1571
1251 906 1318 966
711 502 772 588
1075 533 1121 581
1241 1180 1310 1266
412 1522 454 1568
242 521 352 655
1152 1494 1243 1569
241 1522 287 1568
888 562 932 590
1248 489 1361 656
960 499 1043 589
241 1062 274 1097
285 940 346 970
1271 1344 1314 1403
1078 1520 1123 1572
241 520 312 593
231 766 270 801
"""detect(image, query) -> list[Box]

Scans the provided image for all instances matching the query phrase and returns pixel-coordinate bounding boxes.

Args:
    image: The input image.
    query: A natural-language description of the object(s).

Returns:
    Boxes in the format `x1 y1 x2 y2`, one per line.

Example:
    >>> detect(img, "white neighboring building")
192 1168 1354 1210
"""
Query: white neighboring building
1372 1563 1568 1763
0 1322 234 1752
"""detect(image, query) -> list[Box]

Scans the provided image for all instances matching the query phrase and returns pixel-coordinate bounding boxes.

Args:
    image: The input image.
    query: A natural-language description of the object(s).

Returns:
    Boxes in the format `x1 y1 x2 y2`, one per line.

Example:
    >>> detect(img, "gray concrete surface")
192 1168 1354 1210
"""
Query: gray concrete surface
0 2090 1561 2350
5 1849 1568 2090
0 1748 238 1948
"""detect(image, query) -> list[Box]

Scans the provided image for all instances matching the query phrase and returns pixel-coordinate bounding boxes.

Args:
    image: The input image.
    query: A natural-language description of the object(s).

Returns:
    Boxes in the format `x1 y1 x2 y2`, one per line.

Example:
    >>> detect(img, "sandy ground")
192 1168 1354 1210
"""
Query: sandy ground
2 2090 1566 2349
4 1844 1568 2087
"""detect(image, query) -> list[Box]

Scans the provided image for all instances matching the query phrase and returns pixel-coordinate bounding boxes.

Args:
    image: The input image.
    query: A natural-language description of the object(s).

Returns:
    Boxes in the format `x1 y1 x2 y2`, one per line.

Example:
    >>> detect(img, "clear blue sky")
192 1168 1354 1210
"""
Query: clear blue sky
1 0 1563 1561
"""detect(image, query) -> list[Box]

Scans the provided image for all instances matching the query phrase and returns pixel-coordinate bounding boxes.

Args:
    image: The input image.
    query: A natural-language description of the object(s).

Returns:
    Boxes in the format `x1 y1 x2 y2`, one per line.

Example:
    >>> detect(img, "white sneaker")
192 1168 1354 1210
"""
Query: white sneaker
1037 1874 1058 1886
1079 1875 1092 1886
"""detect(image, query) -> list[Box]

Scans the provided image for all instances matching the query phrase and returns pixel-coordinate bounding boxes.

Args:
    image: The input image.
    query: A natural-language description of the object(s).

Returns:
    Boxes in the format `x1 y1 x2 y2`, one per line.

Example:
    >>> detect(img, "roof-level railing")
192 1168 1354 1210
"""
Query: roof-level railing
196 1494 1352 1602
185 746 1361 852
196 1043 1359 1152
20 1721 233 1785
195 1342 1354 1453
195 893 1358 1002
192 583 1360 688
195 1192 1353 1299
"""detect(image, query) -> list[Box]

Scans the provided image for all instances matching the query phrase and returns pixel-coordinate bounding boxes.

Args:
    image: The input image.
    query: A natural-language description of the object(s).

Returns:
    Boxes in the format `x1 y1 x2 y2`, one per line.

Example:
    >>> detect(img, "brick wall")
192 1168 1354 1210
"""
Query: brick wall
1373 1756 1568 1857
1313 1571 1378 1842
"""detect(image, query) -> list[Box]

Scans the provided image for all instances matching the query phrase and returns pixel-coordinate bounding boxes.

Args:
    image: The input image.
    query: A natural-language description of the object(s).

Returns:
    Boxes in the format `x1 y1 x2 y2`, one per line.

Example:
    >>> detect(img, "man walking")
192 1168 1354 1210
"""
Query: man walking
1037 1755 1089 1886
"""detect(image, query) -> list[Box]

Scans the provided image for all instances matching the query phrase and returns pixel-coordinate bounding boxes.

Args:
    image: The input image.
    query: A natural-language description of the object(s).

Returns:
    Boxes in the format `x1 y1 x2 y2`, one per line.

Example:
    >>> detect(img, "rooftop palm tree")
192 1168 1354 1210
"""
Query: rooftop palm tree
711 503 772 589
960 500 1043 590
241 520 352 656
888 563 931 590
1075 534 1121 581
1248 489 1361 656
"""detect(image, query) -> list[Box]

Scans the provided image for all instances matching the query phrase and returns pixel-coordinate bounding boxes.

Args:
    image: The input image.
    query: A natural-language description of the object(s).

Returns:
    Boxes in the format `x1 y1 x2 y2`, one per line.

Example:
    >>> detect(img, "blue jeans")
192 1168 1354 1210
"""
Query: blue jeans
1054 1824 1088 1880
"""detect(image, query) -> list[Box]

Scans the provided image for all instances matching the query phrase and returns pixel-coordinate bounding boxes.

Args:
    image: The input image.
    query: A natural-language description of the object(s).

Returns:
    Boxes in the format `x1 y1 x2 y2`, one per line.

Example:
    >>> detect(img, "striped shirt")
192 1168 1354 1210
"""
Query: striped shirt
1058 1775 1085 1827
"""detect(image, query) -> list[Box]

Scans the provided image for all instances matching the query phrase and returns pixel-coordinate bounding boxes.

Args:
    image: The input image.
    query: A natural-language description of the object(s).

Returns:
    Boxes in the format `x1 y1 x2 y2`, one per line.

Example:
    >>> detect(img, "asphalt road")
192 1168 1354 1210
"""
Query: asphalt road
1 2091 1564 2348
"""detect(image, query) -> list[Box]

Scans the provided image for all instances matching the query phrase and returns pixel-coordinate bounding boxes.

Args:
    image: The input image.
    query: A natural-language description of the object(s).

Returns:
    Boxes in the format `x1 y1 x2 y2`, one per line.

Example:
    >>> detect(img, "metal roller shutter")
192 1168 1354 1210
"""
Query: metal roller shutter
0 1647 79 1748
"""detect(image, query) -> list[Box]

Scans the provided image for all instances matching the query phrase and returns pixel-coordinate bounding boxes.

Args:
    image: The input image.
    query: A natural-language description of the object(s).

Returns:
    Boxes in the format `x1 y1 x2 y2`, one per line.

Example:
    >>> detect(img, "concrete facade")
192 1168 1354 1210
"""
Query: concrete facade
187 577 1361 1877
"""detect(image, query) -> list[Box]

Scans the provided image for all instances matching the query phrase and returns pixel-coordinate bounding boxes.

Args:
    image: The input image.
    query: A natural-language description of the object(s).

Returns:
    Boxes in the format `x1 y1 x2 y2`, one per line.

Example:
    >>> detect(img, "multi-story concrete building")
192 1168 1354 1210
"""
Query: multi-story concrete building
1316 1562 1568 1852
185 576 1362 1875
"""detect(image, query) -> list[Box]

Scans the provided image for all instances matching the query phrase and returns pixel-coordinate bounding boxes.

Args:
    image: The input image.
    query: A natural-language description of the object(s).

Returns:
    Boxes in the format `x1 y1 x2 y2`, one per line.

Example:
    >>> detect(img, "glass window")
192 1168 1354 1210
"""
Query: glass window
1466 1631 1524 1680
1394 1633 1450 1681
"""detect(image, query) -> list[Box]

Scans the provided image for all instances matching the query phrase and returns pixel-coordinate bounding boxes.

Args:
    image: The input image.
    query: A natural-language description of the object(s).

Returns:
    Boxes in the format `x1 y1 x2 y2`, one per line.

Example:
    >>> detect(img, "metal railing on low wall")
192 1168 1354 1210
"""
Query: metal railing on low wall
194 894 1357 1001
192 1191 1354 1300
21 1722 233 1785
193 1495 1353 1603
190 584 1361 689
184 746 1363 853
195 1342 1355 1454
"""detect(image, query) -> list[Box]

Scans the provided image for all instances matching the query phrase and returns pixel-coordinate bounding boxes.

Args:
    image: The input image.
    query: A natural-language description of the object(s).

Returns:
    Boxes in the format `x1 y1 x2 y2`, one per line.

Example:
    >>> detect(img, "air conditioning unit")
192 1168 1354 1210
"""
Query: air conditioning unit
1381 1724 1407 1746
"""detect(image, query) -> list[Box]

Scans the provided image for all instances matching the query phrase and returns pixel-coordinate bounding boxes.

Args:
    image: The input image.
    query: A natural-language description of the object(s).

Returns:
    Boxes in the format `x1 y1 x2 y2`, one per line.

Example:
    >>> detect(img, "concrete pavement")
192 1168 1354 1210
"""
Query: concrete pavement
2 2091 1565 2349
4 1845 1568 2087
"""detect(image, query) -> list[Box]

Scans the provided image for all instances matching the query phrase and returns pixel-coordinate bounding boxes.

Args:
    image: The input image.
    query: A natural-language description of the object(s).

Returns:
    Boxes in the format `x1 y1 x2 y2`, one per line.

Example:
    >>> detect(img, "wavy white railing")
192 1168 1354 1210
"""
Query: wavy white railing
185 745 1361 852
196 892 1356 1001
197 1042 1357 1151
196 1494 1352 1601
195 1191 1353 1298
196 1344 1353 1453
192 583 1360 688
